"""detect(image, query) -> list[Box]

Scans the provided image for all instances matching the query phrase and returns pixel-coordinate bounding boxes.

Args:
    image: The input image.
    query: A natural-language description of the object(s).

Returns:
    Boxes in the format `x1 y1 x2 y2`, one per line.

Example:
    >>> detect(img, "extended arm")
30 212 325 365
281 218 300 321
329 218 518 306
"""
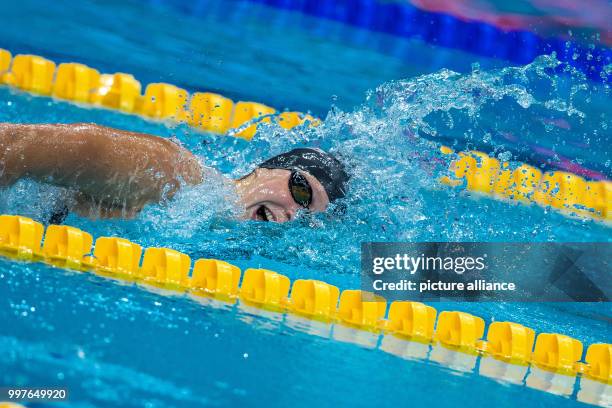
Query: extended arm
0 123 203 216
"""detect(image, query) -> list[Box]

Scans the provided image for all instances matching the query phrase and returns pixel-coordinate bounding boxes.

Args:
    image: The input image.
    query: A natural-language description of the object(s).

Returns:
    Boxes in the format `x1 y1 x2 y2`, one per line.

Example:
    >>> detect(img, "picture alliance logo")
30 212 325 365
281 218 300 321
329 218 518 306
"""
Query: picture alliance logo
371 253 487 275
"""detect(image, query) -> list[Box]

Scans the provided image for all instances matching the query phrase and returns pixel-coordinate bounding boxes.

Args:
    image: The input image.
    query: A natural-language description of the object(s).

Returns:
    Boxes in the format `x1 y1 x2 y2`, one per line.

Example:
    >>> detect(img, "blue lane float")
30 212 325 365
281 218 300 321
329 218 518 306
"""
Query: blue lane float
147 0 610 83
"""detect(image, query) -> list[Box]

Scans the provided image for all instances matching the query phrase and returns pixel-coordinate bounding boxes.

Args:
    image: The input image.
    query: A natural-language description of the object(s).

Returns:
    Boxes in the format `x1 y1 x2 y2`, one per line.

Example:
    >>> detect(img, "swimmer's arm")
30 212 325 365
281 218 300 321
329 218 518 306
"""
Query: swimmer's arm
0 123 204 212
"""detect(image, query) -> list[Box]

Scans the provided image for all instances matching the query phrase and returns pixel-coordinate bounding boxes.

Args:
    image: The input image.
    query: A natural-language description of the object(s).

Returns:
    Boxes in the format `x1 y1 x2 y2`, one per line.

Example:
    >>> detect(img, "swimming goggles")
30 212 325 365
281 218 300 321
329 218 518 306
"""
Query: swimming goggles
289 170 312 208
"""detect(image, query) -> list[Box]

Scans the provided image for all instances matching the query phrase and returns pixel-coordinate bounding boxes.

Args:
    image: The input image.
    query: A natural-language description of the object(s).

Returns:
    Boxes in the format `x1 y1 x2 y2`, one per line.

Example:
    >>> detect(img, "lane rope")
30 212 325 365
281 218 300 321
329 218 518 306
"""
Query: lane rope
440 147 611 223
214 0 610 82
0 49 318 140
0 49 609 225
0 214 610 386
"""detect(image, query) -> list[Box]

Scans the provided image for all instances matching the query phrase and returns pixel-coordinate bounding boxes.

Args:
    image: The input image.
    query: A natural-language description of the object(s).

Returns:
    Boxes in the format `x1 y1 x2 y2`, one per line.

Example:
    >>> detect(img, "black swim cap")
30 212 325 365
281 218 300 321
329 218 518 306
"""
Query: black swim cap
258 148 350 202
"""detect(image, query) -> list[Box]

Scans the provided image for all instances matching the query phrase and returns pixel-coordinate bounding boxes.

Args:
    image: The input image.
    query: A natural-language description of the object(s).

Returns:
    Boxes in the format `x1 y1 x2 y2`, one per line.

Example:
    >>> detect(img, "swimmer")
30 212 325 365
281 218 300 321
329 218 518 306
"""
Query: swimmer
0 123 349 223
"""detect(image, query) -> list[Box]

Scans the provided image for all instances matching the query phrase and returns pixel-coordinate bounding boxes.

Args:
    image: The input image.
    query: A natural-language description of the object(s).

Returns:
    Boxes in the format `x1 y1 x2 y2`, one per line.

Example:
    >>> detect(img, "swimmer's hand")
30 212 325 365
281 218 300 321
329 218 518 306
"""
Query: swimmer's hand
0 123 203 218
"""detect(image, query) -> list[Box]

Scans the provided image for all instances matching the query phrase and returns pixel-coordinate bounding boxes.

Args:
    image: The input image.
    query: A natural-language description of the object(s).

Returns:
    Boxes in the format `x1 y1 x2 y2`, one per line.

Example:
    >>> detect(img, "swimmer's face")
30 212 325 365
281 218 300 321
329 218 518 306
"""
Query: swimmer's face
235 168 330 222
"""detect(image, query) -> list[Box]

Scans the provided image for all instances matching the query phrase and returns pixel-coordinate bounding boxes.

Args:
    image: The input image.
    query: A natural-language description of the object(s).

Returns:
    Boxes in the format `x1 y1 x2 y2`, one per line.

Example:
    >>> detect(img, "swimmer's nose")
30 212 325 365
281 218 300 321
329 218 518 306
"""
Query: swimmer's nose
285 208 296 221
284 202 302 221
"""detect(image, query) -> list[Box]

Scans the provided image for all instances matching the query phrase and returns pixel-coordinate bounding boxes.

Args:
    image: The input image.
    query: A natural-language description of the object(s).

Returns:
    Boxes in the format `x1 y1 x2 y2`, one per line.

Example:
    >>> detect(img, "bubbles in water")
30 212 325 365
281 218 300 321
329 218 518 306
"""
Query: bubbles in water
0 55 609 279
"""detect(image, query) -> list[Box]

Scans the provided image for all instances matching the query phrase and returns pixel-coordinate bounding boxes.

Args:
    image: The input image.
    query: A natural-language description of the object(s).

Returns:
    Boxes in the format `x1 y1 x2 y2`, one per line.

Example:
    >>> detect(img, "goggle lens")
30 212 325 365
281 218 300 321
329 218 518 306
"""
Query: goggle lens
289 171 312 208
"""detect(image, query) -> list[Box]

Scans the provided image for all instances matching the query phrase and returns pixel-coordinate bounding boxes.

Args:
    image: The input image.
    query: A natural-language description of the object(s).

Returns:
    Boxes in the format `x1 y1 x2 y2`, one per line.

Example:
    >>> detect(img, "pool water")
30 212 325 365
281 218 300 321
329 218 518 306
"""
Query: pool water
1 0 611 407
1 257 611 408
1 0 609 174
0 0 516 115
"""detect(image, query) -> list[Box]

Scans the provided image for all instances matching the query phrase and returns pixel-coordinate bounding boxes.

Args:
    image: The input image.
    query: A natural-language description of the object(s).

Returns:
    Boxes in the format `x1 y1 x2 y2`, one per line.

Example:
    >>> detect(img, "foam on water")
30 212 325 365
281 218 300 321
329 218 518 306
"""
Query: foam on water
1 55 611 408
0 55 610 280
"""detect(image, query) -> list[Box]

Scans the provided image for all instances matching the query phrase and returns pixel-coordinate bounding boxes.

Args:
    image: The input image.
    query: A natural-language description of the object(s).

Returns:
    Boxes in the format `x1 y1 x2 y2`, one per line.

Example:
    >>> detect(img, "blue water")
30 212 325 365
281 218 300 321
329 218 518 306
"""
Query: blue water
1 0 612 407
1 257 611 408
1 0 609 174
0 0 512 115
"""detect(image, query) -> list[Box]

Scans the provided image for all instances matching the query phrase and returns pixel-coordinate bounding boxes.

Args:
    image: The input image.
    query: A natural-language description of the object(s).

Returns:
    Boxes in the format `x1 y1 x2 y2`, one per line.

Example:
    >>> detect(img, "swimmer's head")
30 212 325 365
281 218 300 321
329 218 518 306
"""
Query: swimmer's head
235 148 350 222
